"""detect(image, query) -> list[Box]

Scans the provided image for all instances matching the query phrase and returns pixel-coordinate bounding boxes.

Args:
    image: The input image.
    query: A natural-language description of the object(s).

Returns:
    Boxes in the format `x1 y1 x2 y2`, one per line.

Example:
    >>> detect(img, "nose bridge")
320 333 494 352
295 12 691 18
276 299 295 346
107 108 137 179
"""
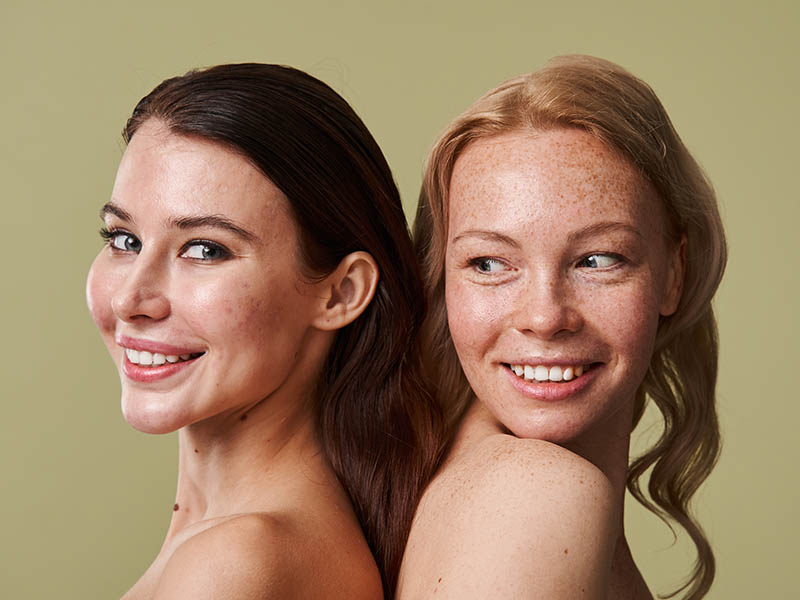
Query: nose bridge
516 264 578 338
111 250 171 322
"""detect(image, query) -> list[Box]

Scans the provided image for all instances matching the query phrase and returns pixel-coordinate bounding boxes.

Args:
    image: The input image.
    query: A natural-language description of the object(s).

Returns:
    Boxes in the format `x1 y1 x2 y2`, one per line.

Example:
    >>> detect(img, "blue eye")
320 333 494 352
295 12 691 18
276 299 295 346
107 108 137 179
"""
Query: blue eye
180 242 230 261
100 228 141 253
471 257 506 273
578 254 621 269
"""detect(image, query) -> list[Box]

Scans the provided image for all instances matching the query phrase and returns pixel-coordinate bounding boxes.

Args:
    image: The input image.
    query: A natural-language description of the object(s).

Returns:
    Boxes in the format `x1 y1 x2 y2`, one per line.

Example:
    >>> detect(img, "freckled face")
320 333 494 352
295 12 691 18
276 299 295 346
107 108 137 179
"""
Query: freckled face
445 128 682 444
86 120 322 433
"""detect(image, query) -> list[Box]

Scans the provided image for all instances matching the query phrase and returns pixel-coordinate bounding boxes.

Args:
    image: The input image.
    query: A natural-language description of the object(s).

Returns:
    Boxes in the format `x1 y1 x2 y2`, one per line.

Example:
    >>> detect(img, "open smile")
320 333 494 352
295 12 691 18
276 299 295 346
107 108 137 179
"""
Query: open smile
502 362 602 401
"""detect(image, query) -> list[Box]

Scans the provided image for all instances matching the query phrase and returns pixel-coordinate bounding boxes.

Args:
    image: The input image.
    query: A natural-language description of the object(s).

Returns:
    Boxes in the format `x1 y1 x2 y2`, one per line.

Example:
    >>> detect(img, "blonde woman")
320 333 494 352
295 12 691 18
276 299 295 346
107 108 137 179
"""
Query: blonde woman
399 55 725 599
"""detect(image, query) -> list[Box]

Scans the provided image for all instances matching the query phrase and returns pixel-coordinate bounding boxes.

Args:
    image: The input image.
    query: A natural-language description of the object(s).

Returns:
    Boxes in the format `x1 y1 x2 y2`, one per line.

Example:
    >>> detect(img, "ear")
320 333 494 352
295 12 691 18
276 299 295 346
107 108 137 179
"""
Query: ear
659 234 686 317
311 251 379 331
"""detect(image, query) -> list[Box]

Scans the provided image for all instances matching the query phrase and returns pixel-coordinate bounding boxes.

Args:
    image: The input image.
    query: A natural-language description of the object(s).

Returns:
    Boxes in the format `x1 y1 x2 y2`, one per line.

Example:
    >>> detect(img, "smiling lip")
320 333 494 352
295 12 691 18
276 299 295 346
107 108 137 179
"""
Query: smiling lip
503 362 601 402
118 335 205 383
117 335 204 356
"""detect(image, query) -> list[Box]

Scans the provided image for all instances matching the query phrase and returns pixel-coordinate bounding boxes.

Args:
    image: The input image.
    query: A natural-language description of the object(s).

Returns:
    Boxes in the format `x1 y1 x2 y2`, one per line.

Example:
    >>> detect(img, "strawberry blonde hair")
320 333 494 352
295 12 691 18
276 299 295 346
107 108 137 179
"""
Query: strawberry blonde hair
414 55 726 600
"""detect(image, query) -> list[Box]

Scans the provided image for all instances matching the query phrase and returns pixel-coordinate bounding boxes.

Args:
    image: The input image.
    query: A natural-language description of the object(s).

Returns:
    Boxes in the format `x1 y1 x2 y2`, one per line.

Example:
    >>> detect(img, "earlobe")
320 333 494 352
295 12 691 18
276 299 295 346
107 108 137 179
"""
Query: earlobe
312 251 379 331
659 234 686 317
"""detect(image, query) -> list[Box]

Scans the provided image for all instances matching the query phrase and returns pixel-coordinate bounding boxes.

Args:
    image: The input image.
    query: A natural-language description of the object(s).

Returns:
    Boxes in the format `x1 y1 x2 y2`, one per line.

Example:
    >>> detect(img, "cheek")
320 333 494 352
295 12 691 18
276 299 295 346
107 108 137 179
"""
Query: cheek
583 283 661 364
446 279 507 359
86 254 118 337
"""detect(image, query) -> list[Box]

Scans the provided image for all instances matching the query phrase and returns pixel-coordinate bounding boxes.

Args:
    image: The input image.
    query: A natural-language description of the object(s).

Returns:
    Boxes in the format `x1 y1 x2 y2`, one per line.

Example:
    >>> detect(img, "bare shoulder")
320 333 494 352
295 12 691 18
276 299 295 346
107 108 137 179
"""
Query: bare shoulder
460 434 615 504
399 435 617 600
154 513 380 600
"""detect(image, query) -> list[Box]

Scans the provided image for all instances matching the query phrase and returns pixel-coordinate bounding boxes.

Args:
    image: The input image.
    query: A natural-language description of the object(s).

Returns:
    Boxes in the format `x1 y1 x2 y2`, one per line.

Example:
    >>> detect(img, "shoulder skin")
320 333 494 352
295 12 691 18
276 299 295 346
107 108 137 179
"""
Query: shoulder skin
398 434 618 600
153 512 382 600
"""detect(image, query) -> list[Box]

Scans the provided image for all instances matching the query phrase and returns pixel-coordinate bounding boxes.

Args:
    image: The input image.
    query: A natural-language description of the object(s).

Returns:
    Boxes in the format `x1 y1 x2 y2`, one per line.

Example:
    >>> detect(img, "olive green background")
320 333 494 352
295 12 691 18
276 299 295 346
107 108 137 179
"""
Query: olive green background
2 0 796 597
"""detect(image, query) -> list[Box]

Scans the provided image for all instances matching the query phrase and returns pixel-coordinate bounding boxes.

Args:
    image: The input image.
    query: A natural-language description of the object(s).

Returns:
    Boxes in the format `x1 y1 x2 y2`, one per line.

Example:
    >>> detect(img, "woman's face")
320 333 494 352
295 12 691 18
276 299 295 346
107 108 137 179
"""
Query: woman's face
87 120 325 434
444 128 682 444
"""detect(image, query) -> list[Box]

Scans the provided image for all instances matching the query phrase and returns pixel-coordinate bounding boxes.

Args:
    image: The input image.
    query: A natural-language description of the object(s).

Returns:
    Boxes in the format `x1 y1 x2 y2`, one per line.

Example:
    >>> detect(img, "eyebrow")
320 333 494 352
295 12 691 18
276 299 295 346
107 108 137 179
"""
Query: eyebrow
100 201 258 243
566 221 642 243
169 214 258 243
450 221 642 248
450 230 522 248
100 202 133 223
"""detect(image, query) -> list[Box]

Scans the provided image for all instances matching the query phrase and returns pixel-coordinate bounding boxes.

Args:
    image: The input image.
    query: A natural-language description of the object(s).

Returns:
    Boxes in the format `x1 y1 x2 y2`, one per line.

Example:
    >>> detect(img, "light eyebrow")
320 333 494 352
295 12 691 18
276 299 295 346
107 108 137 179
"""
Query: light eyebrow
451 229 522 249
566 222 642 243
169 214 259 243
100 202 133 223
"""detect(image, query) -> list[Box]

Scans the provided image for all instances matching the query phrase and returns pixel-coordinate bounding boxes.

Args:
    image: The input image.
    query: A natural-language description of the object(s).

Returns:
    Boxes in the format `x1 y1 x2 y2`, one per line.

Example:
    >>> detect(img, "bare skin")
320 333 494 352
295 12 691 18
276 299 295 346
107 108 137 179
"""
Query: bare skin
87 120 383 599
398 128 683 599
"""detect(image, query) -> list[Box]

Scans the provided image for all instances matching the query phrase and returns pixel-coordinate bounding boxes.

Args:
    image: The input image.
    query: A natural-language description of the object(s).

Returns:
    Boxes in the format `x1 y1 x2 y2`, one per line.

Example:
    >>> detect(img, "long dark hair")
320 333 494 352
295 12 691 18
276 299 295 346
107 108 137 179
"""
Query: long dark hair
124 63 443 597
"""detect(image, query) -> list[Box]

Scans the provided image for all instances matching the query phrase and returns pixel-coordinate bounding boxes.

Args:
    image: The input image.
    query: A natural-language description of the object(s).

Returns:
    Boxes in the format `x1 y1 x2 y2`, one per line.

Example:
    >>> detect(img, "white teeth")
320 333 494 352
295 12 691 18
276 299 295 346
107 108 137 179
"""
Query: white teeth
509 363 588 383
125 348 200 366
535 365 549 381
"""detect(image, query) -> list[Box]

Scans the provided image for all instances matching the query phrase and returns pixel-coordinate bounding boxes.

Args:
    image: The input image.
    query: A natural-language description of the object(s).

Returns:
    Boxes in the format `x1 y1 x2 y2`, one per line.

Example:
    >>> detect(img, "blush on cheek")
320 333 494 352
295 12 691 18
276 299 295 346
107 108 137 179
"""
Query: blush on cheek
86 255 117 334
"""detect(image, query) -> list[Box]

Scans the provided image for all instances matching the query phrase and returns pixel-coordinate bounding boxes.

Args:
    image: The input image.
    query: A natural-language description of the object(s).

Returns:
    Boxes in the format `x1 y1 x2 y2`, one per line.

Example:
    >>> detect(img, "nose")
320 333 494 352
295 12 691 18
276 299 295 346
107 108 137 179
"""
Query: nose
111 255 171 323
515 269 582 339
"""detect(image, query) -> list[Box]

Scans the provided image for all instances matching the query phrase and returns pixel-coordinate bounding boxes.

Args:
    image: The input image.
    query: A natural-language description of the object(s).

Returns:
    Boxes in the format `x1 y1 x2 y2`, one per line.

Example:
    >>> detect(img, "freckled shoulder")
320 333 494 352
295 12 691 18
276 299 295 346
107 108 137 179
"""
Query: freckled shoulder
398 435 617 600
152 513 381 600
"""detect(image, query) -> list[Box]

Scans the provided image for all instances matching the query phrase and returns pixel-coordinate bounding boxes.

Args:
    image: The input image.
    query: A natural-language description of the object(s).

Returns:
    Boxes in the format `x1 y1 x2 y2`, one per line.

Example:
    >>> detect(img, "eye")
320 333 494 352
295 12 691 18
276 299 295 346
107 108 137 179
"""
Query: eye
100 228 141 253
470 257 507 274
180 241 231 261
577 254 622 269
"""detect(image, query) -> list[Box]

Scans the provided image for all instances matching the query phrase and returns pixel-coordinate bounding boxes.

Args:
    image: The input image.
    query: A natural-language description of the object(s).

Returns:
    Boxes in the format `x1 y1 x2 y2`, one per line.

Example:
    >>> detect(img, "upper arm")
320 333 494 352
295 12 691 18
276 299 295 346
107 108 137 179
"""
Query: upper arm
152 515 296 600
429 439 618 599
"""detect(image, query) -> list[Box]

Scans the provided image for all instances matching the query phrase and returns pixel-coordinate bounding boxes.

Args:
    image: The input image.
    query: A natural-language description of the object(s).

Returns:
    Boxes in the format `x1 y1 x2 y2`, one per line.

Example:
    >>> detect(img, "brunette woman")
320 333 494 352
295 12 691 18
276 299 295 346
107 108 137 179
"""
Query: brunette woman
87 63 441 599
399 55 725 600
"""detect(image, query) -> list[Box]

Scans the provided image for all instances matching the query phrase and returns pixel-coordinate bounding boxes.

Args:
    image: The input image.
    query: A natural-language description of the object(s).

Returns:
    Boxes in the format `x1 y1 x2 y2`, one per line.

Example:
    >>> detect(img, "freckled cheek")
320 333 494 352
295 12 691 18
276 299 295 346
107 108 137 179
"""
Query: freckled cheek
590 288 661 361
446 282 507 355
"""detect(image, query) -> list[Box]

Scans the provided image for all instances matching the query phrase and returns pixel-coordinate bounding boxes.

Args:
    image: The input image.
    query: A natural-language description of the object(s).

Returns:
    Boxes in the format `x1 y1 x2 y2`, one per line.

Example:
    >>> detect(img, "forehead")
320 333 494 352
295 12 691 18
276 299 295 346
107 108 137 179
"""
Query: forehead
112 119 291 236
447 128 657 238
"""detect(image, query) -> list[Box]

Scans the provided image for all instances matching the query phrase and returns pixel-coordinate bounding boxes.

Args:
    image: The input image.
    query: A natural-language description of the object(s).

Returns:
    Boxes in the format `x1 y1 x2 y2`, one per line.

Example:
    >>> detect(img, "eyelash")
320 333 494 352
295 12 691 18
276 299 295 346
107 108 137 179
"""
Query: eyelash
467 257 511 274
99 227 232 261
464 253 627 276
576 253 626 269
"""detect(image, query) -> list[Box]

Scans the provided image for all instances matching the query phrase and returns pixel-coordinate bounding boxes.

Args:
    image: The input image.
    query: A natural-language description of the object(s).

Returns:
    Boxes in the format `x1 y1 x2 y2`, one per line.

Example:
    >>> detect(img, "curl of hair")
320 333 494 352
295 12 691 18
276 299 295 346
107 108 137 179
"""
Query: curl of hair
124 63 443 597
413 55 725 600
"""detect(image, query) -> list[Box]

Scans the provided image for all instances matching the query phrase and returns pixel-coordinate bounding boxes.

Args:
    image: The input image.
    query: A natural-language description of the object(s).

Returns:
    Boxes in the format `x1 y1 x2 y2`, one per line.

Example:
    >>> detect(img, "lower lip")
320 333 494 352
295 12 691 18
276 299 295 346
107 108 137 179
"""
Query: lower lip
504 364 600 401
122 354 201 383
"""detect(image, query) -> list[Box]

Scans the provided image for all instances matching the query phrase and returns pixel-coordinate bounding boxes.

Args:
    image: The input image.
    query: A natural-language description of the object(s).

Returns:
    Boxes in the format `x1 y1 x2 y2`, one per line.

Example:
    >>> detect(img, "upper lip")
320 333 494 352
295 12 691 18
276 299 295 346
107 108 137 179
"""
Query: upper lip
501 357 599 366
117 334 205 356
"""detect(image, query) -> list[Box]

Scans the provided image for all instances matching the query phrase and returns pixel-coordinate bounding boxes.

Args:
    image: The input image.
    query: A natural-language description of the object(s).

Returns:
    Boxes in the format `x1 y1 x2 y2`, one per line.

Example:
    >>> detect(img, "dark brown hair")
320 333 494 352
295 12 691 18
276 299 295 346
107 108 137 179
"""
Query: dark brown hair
124 63 442 597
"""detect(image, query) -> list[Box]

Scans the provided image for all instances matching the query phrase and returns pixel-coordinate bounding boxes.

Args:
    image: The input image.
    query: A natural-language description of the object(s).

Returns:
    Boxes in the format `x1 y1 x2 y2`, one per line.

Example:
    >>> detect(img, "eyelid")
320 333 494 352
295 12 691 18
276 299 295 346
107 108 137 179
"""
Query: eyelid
179 239 233 261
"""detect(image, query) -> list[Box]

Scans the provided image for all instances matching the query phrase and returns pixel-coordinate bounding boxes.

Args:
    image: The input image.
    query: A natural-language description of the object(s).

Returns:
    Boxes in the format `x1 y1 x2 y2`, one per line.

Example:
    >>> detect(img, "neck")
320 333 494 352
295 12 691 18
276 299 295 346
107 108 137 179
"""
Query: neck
165 382 328 540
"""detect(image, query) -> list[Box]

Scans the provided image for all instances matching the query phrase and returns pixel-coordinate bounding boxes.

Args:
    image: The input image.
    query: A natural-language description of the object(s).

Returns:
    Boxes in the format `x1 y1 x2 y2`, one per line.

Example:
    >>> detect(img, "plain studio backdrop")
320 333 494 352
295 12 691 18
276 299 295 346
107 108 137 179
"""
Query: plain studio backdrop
1 1 796 598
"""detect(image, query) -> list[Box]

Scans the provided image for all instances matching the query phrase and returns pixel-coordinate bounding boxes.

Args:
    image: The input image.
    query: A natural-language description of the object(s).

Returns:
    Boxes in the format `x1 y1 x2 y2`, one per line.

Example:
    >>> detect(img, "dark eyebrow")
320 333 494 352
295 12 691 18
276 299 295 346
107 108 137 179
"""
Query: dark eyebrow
566 222 642 243
100 202 133 223
450 230 521 249
169 214 258 243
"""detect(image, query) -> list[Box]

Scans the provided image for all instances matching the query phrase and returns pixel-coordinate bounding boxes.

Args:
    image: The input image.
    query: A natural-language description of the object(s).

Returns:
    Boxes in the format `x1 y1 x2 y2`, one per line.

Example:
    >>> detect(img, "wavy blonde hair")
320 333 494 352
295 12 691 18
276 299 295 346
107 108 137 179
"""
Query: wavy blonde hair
413 55 726 600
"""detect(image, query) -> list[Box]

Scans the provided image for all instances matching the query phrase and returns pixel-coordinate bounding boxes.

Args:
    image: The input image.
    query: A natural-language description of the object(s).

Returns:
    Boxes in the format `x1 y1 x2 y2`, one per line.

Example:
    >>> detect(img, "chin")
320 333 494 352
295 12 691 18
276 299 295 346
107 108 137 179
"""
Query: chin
121 393 191 435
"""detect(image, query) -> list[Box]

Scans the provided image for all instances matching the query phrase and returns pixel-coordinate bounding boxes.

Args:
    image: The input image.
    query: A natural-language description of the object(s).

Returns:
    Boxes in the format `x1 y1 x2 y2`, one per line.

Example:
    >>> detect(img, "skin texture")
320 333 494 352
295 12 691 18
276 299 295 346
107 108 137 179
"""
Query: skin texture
87 120 383 600
398 128 683 599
